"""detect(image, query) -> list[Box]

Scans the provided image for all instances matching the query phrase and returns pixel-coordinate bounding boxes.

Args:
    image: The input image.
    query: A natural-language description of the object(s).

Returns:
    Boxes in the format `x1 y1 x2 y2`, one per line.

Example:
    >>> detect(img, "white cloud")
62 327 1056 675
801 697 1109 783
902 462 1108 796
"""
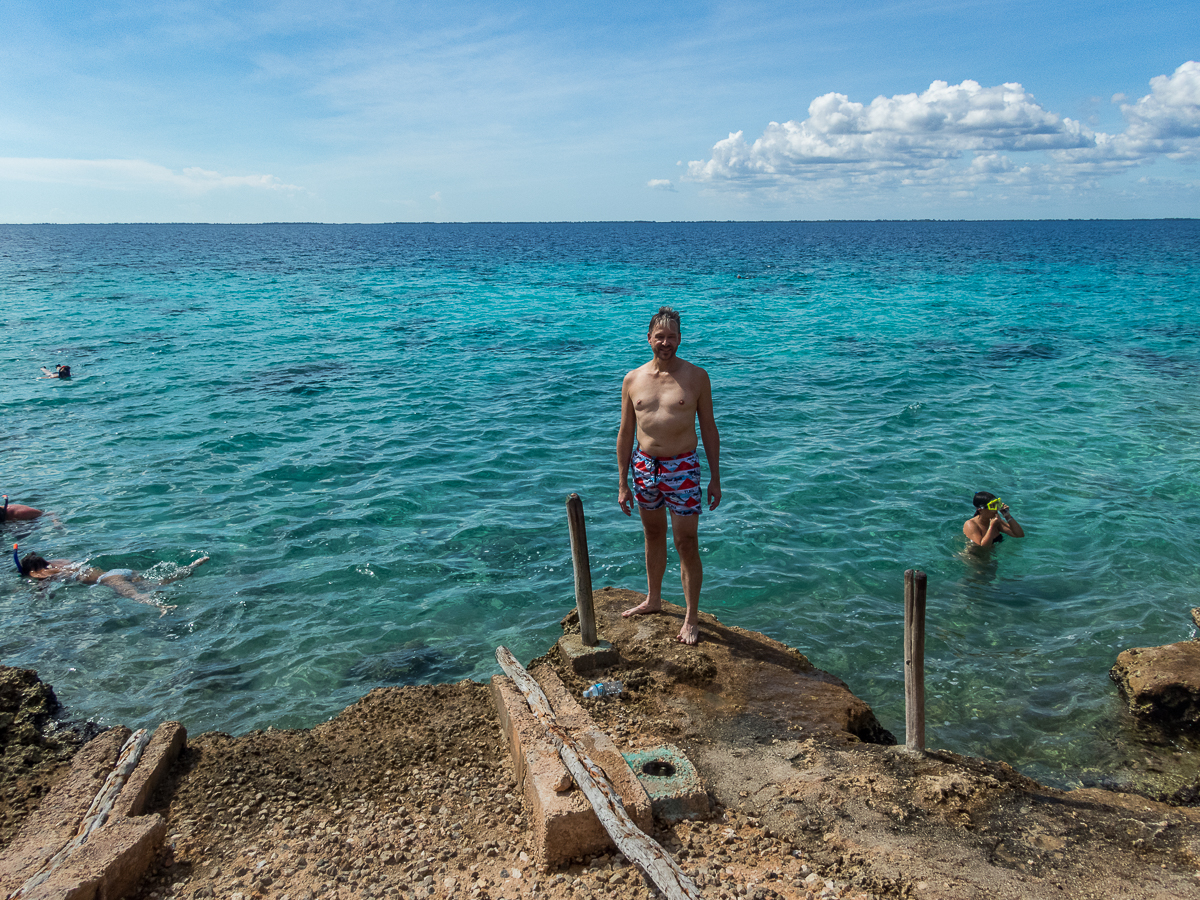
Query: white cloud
686 62 1200 199
0 158 302 194
1119 61 1200 152
647 179 676 192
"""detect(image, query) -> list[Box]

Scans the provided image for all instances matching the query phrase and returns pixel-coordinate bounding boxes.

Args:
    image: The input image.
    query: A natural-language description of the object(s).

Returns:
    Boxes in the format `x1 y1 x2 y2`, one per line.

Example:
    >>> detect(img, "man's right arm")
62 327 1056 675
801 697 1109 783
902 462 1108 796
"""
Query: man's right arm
617 373 636 516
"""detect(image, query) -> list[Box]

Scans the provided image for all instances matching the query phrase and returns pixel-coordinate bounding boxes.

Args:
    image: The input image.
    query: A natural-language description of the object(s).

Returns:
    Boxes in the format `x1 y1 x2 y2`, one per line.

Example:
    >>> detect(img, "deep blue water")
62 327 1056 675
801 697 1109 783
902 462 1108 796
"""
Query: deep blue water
3 221 1199 789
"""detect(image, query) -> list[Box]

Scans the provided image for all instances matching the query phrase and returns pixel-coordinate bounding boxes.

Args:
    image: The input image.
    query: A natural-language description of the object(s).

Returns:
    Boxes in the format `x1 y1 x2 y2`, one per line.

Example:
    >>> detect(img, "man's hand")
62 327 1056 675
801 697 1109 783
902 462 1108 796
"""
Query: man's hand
708 481 721 511
618 484 633 516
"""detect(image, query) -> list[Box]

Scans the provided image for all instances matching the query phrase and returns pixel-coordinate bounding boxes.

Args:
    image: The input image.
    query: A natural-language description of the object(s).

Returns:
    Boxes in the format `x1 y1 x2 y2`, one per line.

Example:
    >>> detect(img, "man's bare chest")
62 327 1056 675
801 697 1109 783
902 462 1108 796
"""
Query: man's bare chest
632 378 695 415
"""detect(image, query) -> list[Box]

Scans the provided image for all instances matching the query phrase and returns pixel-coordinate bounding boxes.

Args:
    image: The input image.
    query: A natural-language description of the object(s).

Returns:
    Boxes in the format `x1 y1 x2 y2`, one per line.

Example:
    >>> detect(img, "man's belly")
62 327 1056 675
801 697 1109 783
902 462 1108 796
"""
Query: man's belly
635 429 699 459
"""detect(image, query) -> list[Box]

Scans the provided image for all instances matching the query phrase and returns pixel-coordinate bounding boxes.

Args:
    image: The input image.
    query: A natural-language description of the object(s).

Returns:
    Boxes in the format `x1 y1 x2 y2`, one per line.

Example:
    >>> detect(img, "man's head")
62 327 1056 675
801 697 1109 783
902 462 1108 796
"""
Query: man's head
647 306 681 337
647 307 682 361
56 365 70 378
19 552 49 576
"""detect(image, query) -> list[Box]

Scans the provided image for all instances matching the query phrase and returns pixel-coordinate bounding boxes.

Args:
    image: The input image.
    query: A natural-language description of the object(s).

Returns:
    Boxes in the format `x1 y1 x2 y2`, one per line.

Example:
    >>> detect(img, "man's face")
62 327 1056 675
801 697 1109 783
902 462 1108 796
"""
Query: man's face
648 323 681 360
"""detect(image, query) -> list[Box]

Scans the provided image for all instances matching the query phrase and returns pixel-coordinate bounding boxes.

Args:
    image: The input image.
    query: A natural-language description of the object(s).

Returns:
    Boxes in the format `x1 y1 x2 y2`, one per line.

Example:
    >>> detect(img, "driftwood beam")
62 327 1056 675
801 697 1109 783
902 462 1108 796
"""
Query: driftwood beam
495 646 702 900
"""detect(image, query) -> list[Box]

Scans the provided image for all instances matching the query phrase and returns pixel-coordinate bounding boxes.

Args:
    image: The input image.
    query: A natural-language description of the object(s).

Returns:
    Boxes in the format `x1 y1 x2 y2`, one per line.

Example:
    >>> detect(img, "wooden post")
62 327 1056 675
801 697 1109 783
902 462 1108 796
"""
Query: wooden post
904 569 927 754
566 493 597 646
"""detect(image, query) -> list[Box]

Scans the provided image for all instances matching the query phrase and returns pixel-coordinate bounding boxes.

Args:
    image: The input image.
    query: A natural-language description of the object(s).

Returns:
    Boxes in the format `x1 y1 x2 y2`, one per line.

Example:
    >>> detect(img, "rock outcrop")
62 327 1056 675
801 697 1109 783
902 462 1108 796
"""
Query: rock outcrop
1110 641 1200 730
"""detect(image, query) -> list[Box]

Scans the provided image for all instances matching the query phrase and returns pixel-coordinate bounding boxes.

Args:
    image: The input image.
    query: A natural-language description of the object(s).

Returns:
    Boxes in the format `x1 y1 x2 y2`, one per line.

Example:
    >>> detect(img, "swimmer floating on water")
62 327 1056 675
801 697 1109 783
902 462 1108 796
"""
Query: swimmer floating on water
40 365 70 379
3 496 45 521
963 491 1025 550
13 544 208 614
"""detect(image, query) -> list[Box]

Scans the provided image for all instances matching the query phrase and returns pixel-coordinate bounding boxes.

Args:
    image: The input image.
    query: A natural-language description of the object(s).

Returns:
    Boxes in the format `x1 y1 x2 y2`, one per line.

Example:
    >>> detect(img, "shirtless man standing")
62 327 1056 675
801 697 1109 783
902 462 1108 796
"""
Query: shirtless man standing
617 307 720 645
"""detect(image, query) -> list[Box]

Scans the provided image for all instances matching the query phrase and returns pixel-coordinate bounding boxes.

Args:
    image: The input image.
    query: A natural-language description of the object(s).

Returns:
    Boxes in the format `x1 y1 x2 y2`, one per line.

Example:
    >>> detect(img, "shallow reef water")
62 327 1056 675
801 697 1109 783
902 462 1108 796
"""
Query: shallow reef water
2 220 1199 789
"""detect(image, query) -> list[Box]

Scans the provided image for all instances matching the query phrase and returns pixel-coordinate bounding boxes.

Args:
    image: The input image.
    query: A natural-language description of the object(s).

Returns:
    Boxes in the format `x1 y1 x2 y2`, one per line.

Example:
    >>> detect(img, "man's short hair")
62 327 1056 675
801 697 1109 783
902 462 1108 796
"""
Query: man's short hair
648 306 681 335
19 553 48 576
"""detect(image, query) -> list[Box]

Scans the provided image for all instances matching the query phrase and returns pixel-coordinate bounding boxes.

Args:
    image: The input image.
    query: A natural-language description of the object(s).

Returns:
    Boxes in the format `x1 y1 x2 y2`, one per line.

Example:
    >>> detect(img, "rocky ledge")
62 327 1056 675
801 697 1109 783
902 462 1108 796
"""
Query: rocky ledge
3 589 1200 900
1110 640 1200 730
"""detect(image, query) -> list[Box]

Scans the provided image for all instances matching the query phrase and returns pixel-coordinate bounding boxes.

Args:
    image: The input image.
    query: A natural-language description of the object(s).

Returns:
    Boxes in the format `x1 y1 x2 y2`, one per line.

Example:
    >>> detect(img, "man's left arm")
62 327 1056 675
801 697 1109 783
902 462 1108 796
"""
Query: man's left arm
696 370 721 510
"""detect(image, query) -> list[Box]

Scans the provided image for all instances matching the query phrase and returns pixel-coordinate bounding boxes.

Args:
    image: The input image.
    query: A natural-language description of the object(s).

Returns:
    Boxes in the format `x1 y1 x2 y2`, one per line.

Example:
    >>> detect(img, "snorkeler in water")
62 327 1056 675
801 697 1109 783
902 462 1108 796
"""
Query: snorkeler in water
963 491 1025 549
3 496 45 521
40 365 70 379
13 544 208 613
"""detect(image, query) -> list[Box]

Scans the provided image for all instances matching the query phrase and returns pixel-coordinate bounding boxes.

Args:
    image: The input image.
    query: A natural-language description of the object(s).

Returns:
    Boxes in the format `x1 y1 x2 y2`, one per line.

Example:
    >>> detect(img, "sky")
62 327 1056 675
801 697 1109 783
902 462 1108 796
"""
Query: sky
1 1 1198 222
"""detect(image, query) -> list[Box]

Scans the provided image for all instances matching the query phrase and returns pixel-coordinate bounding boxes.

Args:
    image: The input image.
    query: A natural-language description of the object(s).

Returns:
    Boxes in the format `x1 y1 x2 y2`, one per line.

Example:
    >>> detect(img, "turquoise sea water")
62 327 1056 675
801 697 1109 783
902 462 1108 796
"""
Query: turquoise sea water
2 221 1199 790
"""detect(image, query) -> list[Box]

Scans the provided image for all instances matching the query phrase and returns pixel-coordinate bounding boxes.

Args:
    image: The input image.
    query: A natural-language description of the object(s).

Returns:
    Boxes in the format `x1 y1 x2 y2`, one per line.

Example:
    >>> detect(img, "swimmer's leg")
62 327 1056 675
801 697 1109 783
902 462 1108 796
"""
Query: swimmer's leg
624 507 668 618
158 556 210 585
671 511 702 645
98 574 158 605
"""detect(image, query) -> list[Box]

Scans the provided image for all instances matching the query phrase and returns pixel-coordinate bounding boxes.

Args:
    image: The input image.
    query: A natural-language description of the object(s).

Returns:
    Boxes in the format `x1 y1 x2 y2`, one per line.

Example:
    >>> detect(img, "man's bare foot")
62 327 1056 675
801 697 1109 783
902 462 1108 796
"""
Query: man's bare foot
677 621 700 645
622 598 662 618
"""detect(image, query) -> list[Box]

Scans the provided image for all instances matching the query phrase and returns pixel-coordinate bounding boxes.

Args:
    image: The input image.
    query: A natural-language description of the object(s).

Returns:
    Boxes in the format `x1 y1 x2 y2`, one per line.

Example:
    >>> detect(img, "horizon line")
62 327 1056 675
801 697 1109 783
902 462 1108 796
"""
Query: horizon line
1 218 1197 226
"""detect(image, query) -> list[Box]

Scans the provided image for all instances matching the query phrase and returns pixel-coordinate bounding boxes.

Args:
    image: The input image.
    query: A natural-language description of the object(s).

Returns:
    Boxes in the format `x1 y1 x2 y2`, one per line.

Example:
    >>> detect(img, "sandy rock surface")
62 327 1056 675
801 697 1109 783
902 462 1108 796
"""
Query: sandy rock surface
4 590 1200 900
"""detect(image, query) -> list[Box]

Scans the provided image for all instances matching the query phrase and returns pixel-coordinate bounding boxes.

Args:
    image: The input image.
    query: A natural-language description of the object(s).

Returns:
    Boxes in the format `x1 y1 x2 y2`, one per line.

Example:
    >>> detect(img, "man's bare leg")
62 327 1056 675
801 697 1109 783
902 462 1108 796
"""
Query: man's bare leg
672 512 702 644
624 507 668 617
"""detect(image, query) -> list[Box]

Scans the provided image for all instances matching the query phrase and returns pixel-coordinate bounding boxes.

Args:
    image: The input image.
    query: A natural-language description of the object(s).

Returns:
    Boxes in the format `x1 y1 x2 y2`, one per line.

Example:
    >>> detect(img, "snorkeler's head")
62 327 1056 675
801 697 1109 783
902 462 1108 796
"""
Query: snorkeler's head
647 306 681 337
56 365 70 378
973 491 997 512
18 552 49 576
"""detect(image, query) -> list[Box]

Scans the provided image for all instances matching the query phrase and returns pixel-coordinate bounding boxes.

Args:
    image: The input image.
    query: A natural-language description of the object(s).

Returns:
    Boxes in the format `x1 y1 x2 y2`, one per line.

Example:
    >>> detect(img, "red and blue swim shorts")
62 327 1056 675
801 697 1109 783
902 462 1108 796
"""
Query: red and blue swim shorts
632 448 702 516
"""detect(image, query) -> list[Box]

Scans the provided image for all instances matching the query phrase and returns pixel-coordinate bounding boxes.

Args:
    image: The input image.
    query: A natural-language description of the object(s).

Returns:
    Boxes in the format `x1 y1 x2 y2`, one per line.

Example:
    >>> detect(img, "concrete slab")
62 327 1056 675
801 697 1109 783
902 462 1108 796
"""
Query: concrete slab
0 728 131 898
531 665 652 831
27 815 165 900
112 722 186 819
490 667 651 870
555 635 618 675
622 744 709 824
0 721 185 900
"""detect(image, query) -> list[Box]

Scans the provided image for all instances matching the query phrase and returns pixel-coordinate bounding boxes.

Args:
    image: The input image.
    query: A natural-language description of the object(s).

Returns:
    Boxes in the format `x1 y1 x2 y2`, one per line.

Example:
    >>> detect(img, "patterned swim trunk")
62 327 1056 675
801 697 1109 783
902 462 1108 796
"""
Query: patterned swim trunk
632 448 702 516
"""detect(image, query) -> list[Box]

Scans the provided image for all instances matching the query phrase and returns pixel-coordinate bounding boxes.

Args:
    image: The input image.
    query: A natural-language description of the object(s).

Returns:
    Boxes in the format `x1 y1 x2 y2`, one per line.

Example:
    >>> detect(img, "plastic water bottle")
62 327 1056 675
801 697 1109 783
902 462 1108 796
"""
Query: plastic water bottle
583 680 623 699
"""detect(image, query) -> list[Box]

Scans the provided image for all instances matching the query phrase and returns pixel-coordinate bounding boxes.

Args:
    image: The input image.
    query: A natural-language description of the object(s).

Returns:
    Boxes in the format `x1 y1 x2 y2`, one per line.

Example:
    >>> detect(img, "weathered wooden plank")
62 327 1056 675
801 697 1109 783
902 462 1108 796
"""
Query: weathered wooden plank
496 646 702 900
